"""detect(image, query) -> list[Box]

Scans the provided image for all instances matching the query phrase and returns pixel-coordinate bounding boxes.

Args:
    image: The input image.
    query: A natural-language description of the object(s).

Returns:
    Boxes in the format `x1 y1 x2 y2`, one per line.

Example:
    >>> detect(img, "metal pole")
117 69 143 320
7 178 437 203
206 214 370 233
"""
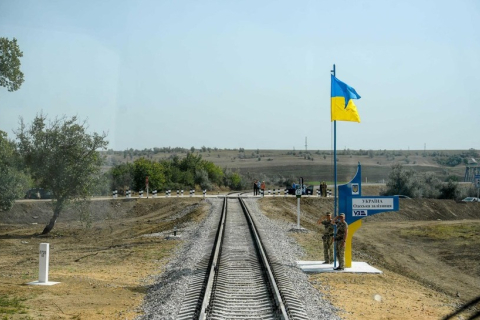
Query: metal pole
332 64 338 268
332 64 337 218
297 197 300 229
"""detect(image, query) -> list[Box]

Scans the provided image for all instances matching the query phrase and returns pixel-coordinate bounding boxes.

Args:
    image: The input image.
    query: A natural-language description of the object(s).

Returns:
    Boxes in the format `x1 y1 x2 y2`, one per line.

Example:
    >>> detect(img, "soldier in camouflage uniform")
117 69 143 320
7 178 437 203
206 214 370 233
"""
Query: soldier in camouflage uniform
333 213 348 270
318 212 334 264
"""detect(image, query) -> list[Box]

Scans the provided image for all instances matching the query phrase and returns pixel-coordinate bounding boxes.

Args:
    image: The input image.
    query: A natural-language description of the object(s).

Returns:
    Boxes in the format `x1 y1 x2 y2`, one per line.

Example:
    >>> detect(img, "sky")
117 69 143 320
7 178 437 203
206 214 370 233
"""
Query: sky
1 0 479 152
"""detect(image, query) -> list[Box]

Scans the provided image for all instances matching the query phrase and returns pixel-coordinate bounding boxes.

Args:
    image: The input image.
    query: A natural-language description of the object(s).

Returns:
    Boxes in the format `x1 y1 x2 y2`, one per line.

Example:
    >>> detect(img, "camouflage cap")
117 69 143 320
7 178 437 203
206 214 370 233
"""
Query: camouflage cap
339 213 345 217
326 212 331 216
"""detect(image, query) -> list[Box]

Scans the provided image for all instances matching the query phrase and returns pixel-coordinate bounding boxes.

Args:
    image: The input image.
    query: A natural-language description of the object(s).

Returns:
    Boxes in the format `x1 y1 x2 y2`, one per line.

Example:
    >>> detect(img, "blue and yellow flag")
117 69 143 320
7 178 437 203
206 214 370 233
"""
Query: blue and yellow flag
331 75 361 122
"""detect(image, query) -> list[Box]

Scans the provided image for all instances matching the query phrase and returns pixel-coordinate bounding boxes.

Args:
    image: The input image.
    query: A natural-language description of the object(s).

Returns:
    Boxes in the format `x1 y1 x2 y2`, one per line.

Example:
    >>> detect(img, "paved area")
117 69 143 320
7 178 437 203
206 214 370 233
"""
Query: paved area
296 261 383 274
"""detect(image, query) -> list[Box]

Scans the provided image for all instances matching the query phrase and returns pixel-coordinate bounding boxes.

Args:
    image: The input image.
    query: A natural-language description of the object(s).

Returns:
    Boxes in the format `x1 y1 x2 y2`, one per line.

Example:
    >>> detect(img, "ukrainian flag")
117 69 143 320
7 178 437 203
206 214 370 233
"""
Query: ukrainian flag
331 75 361 122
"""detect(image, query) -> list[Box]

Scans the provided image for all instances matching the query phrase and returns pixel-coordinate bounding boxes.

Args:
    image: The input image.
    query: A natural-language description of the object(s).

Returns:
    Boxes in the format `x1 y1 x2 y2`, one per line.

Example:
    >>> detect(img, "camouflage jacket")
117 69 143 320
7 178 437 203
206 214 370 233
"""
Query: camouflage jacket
321 219 334 235
335 221 348 240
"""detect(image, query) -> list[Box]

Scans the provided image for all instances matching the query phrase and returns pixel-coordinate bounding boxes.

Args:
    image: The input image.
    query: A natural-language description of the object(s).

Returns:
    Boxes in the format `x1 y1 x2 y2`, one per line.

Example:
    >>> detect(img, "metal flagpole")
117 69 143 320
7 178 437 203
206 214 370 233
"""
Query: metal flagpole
331 64 338 268
331 64 337 218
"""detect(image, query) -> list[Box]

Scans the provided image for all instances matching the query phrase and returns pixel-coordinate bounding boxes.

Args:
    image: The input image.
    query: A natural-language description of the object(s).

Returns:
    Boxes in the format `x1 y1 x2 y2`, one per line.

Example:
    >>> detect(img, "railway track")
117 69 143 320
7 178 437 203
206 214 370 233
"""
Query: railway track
178 196 308 320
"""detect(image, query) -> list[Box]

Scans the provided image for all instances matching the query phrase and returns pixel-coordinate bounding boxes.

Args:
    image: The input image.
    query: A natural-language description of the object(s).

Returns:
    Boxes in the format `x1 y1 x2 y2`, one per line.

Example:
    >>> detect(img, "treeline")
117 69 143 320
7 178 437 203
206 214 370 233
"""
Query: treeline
100 153 246 193
382 164 477 199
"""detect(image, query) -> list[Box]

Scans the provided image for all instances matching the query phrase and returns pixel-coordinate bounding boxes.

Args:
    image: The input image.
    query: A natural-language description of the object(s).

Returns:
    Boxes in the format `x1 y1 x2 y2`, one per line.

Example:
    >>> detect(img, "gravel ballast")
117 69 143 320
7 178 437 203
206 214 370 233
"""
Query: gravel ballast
137 198 341 319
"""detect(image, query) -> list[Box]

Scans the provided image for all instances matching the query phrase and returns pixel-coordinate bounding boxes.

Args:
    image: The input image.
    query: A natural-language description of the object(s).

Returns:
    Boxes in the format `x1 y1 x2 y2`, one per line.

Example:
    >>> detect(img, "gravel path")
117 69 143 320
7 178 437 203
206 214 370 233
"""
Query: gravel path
137 198 341 320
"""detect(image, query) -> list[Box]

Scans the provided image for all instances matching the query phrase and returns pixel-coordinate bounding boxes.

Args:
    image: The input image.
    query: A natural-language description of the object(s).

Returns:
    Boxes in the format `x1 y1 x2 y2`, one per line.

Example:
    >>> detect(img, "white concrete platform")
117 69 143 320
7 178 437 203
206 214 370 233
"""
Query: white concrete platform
296 261 383 274
27 281 60 286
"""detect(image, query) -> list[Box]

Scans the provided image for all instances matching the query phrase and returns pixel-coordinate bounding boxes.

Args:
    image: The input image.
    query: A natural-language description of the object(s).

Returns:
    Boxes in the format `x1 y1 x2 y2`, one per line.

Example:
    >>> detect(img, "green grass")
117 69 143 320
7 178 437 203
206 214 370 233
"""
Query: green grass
401 224 480 241
0 295 28 315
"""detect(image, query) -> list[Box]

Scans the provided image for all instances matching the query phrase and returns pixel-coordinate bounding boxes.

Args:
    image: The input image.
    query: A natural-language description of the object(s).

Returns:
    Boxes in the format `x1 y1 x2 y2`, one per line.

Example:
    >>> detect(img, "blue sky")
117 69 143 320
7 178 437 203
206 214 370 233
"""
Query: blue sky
1 0 479 151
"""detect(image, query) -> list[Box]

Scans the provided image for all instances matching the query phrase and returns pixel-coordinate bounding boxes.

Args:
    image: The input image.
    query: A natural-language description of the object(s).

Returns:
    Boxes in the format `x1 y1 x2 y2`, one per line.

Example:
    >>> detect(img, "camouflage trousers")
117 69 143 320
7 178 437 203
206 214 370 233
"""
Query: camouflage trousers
335 240 346 268
322 236 333 263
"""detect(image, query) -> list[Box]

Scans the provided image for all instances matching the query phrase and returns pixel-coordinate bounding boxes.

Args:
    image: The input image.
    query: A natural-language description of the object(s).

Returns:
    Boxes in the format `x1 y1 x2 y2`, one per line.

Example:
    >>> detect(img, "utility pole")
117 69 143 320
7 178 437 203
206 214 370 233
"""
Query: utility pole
305 137 307 152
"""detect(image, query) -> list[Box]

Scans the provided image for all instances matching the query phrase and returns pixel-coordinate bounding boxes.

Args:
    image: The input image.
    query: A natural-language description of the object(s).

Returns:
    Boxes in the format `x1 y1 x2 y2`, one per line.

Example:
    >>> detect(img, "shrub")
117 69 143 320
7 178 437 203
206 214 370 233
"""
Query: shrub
382 164 421 198
438 181 459 199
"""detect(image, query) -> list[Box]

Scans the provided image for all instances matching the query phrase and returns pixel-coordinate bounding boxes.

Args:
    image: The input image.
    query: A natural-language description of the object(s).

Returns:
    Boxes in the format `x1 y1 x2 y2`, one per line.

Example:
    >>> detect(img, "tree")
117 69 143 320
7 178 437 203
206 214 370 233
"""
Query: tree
110 162 134 191
0 37 24 92
0 130 30 210
132 158 166 191
16 114 108 234
382 164 421 198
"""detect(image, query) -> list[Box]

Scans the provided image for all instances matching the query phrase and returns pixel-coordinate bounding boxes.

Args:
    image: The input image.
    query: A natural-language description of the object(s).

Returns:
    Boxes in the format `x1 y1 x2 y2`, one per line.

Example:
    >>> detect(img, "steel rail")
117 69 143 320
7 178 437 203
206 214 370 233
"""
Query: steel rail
239 198 290 320
198 197 227 319
196 197 289 320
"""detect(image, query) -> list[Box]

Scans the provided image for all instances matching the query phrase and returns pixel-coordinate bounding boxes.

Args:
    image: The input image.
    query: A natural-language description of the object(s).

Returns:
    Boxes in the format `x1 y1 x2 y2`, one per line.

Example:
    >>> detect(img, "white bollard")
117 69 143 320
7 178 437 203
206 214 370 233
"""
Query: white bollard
27 243 59 286
39 243 49 283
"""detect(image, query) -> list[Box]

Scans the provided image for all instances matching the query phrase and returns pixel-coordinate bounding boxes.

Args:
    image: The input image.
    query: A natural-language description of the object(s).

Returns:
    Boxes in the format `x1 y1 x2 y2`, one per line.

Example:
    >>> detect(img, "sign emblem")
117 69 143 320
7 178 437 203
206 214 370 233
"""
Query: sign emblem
352 183 359 195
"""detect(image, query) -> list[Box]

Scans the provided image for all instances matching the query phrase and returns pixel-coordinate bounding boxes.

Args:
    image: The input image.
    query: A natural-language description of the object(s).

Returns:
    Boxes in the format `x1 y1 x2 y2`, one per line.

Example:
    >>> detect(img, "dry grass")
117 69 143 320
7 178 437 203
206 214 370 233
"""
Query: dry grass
0 198 208 320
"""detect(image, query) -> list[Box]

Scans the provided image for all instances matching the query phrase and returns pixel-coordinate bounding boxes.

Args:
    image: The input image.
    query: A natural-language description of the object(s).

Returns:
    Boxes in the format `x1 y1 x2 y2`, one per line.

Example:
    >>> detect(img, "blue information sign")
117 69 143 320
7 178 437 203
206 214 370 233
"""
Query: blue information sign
338 163 399 225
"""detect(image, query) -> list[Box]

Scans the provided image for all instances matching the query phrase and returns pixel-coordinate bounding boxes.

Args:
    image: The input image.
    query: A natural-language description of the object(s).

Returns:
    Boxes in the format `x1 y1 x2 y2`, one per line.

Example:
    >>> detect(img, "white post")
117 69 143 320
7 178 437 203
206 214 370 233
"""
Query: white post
39 243 49 283
297 197 300 229
27 243 59 285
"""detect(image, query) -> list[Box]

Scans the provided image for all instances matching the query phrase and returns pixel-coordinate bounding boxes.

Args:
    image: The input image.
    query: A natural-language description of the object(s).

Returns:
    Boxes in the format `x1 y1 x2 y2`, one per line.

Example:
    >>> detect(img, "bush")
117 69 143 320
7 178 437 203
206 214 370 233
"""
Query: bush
383 164 465 199
438 181 459 199
382 164 421 198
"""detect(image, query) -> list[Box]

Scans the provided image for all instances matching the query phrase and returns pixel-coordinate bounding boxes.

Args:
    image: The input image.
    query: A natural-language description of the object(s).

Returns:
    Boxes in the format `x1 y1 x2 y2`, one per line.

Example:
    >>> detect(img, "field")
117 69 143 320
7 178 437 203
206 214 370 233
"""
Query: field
1 195 479 319
102 148 470 184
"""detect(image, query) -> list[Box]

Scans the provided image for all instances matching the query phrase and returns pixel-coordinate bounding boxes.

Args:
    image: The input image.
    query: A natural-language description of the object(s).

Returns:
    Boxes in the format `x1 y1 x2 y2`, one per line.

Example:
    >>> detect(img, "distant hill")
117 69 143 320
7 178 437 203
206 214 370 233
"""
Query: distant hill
100 148 478 184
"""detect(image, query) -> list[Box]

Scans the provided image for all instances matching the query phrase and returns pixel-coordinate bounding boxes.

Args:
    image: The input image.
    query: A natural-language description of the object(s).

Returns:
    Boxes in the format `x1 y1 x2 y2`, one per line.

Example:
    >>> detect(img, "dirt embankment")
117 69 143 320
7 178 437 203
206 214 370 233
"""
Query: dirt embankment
260 197 480 320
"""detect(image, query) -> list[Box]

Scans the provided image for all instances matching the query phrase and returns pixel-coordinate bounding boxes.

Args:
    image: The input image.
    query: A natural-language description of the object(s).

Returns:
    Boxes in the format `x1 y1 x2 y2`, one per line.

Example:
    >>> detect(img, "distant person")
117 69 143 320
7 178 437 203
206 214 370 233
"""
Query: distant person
333 213 348 271
318 212 334 264
322 181 327 197
253 180 258 196
260 181 266 196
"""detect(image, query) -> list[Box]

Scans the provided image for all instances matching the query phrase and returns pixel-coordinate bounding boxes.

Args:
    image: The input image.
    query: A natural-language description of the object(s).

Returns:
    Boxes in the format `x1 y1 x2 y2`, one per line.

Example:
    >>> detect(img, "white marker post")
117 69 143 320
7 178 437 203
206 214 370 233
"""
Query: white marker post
296 188 302 229
27 243 59 286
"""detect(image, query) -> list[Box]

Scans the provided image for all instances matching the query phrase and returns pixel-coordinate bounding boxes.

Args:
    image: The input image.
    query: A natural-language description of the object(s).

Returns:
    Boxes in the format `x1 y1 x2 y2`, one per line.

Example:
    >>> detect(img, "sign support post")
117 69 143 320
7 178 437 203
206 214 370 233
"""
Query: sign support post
295 177 303 229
